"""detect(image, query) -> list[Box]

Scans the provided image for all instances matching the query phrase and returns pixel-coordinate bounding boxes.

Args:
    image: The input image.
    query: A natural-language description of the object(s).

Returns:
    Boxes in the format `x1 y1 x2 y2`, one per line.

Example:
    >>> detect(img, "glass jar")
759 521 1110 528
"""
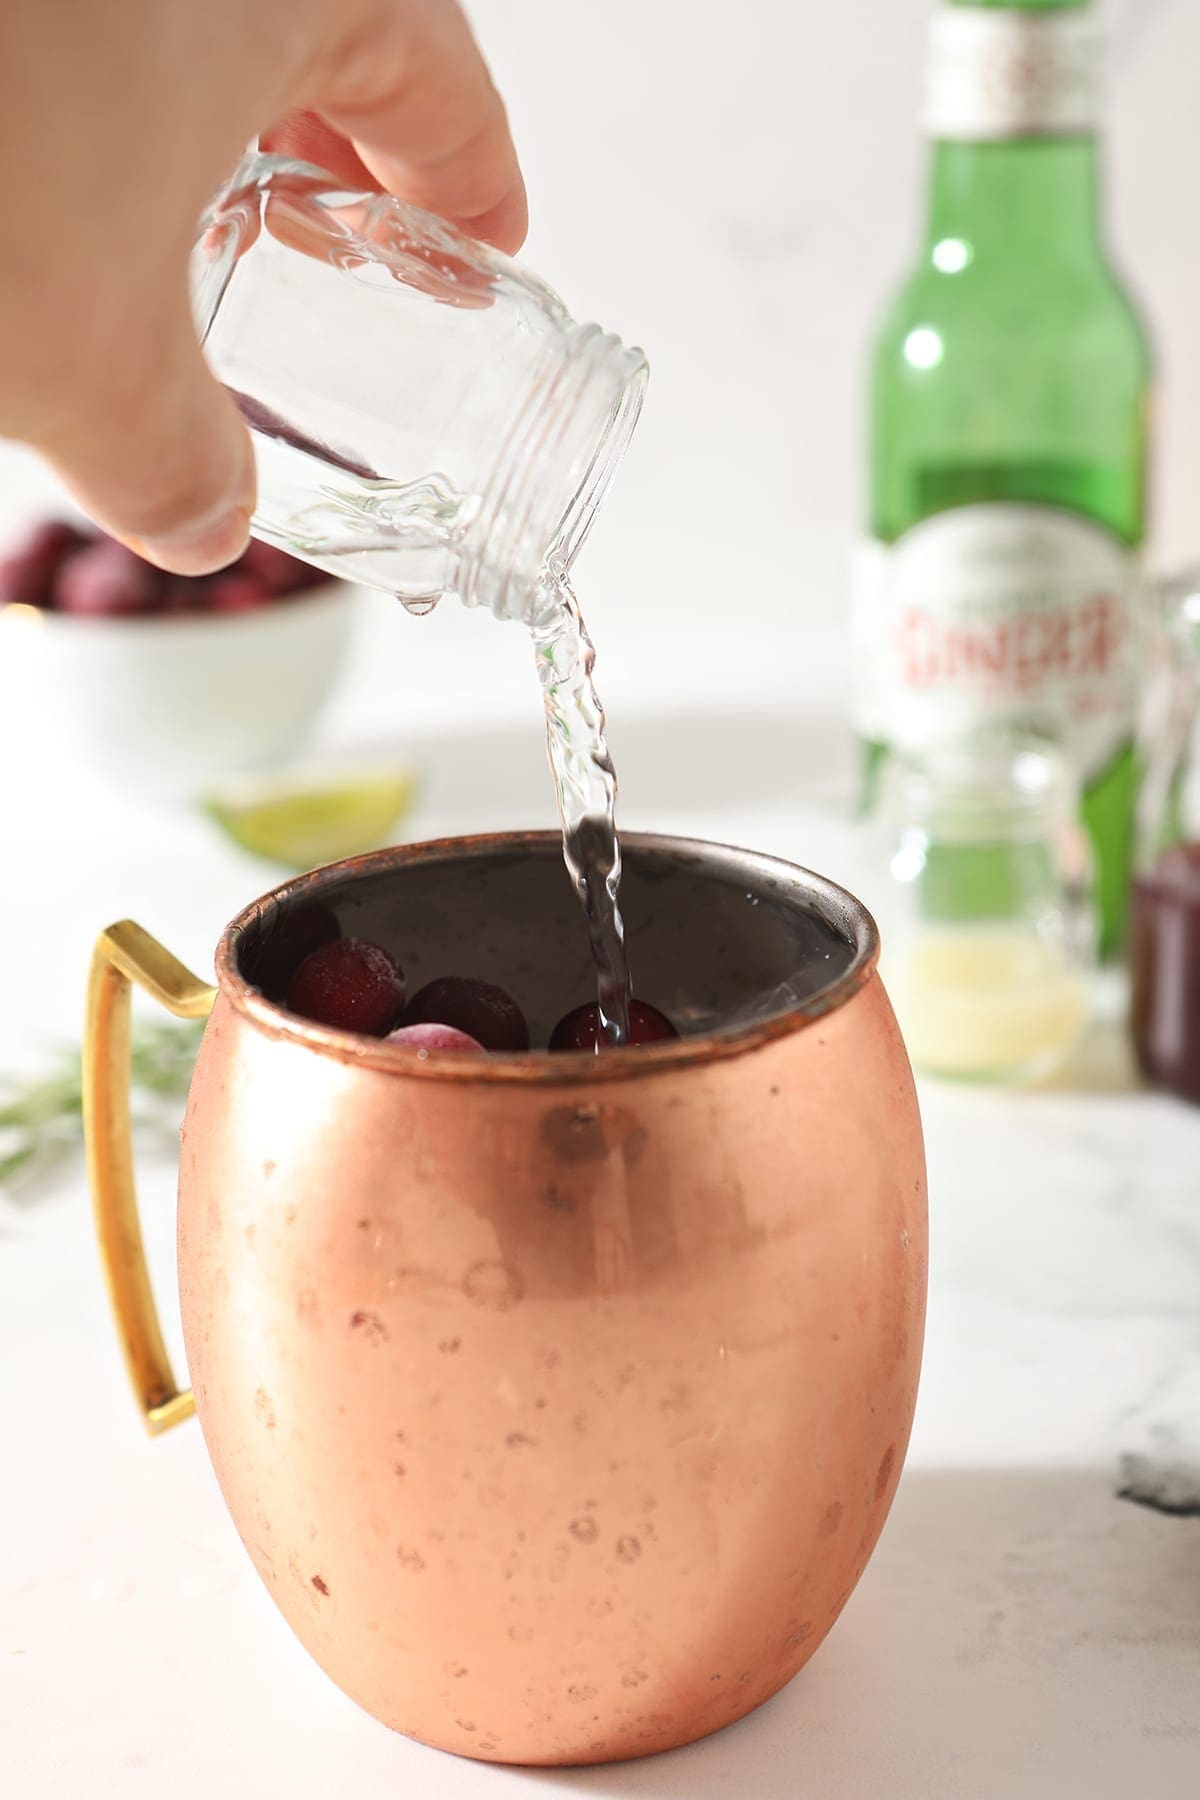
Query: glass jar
1130 567 1200 1103
190 149 647 626
878 735 1095 1083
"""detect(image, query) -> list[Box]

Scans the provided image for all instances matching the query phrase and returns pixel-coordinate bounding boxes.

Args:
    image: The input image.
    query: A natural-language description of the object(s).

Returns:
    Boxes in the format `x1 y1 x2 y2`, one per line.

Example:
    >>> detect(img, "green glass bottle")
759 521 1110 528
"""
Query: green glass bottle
857 0 1151 956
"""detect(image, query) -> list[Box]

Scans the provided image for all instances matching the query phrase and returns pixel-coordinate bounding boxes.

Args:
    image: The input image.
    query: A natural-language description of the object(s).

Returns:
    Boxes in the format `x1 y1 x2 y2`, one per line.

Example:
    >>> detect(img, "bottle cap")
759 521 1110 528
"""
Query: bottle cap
923 3 1102 141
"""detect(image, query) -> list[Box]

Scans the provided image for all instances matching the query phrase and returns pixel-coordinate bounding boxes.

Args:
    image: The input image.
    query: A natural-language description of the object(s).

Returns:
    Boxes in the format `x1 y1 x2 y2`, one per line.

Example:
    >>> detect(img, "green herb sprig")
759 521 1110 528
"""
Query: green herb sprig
0 1019 205 1196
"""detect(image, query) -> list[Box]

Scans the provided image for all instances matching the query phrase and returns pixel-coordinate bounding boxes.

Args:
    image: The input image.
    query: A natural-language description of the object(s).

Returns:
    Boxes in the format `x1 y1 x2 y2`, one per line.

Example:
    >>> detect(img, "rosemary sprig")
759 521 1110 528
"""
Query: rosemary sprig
0 1018 206 1197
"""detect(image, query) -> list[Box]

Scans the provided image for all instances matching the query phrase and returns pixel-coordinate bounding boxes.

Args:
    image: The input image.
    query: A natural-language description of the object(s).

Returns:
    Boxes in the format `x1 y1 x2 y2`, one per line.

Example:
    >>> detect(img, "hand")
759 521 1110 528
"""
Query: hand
0 0 526 572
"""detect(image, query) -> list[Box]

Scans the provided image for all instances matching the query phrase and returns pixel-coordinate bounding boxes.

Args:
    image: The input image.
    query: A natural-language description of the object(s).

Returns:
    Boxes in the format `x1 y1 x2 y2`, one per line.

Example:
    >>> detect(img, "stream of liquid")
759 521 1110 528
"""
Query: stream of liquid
400 565 633 1044
530 567 632 1045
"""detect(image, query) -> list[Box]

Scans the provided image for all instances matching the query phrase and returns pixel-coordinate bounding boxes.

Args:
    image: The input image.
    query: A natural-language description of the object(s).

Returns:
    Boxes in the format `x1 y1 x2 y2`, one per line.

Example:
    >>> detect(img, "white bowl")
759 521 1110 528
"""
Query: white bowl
0 581 356 802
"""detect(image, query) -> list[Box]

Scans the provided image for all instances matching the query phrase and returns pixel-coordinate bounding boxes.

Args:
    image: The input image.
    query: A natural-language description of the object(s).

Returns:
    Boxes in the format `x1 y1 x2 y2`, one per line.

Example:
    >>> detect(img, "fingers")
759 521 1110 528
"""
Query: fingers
34 289 256 575
11 0 528 579
259 111 379 191
312 0 528 252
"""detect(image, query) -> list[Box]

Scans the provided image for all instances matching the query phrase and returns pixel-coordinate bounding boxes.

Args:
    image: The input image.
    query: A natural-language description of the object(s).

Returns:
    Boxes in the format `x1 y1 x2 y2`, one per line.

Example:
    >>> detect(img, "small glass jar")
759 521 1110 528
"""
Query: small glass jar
877 736 1096 1083
190 149 647 626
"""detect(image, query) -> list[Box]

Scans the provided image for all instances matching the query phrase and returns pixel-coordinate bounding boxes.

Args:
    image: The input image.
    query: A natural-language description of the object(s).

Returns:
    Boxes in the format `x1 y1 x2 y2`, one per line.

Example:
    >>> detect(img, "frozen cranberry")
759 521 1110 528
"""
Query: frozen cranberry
56 539 162 617
207 571 272 613
387 1022 485 1056
252 903 340 1001
159 577 209 613
549 999 679 1052
399 976 530 1053
241 540 326 595
0 520 86 606
287 937 405 1035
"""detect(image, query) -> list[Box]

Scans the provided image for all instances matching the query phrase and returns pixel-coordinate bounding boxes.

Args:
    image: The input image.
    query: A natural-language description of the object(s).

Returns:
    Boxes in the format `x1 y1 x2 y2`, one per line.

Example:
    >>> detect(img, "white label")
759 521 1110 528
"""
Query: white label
852 505 1139 777
924 7 1102 140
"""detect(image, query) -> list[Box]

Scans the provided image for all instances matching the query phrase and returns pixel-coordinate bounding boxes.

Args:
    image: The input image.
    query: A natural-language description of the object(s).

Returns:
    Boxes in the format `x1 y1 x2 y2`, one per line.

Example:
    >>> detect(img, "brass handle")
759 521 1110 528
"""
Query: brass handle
83 921 216 1434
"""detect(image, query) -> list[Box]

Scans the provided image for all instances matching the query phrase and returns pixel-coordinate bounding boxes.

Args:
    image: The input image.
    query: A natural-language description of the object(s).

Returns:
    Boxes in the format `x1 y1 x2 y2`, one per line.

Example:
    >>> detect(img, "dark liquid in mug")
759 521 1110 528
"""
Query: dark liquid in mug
1131 843 1200 1105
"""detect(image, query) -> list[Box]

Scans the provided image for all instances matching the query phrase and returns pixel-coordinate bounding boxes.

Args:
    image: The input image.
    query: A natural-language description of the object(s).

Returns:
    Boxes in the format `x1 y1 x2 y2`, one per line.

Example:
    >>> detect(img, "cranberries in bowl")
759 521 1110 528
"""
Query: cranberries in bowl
0 521 356 800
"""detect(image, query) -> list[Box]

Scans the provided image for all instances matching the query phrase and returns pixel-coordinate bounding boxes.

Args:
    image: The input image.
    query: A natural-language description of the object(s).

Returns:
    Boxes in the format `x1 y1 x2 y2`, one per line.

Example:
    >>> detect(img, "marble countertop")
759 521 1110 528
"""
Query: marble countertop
2 589 1199 1799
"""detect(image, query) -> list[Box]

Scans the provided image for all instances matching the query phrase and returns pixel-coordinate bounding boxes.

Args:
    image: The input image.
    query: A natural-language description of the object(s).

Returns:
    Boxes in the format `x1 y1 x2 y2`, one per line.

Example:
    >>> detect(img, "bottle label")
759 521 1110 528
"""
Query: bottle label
924 6 1102 140
852 504 1139 777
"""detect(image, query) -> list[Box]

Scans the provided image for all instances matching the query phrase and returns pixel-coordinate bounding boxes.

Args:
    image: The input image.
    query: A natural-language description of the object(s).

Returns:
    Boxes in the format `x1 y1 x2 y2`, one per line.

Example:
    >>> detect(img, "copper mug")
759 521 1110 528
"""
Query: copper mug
83 831 926 1767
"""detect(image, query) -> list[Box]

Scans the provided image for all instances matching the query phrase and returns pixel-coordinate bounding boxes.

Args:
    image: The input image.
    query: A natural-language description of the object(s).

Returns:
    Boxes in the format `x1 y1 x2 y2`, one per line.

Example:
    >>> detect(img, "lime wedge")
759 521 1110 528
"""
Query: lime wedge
204 765 420 869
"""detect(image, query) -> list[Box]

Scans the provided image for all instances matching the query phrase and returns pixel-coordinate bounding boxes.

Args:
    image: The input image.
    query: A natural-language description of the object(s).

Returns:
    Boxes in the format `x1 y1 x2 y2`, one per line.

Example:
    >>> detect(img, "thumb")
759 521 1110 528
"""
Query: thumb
36 291 256 575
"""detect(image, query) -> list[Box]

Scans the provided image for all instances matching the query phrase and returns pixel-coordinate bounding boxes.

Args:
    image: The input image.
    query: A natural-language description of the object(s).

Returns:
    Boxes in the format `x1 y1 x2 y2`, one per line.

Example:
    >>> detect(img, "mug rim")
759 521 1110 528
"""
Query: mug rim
214 830 880 1083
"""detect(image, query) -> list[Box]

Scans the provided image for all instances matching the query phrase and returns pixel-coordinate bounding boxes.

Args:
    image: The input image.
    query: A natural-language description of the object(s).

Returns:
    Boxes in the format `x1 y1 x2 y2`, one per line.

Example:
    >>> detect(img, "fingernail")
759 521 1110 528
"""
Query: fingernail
132 500 253 576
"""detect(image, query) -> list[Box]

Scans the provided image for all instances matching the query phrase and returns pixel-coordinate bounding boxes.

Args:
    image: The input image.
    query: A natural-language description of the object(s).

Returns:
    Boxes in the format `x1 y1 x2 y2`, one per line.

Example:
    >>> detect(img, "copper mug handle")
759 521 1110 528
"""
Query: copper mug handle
82 922 216 1435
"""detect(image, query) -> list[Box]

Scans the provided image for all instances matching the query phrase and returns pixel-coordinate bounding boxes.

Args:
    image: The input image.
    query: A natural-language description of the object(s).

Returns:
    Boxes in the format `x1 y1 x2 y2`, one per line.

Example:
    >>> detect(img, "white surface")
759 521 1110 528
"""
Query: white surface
2 590 1199 1799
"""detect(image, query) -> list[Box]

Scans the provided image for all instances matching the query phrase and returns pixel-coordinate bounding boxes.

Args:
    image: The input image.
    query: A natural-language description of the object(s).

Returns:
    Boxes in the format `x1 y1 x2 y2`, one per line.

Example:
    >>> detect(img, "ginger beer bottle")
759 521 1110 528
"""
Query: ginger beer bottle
858 0 1150 955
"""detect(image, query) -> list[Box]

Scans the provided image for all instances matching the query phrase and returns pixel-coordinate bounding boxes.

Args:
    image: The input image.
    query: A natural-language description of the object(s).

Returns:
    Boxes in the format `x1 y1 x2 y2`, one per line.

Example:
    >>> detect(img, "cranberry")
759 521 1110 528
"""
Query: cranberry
398 976 530 1053
287 937 405 1035
207 571 272 613
388 1022 485 1056
0 520 85 607
56 539 162 617
252 903 340 1001
548 999 679 1053
240 539 326 595
159 580 200 613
